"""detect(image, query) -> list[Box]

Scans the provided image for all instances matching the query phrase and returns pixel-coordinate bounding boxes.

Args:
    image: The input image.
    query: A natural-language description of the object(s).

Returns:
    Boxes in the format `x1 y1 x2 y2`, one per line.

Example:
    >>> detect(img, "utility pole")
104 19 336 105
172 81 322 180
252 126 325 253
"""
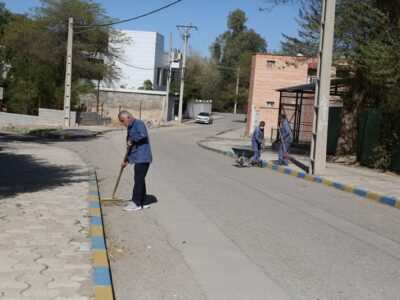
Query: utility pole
176 24 197 123
234 66 240 115
309 0 336 175
63 17 73 127
164 32 172 122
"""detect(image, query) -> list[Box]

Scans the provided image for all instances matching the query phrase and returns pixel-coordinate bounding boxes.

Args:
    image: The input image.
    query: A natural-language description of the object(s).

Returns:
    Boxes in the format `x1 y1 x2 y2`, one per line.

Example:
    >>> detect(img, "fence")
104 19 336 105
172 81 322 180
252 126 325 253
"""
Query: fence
357 108 400 172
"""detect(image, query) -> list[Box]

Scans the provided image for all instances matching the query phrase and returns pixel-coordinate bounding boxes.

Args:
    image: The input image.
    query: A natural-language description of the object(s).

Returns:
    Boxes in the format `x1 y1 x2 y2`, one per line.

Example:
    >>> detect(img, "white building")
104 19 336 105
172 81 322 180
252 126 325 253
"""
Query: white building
105 30 169 91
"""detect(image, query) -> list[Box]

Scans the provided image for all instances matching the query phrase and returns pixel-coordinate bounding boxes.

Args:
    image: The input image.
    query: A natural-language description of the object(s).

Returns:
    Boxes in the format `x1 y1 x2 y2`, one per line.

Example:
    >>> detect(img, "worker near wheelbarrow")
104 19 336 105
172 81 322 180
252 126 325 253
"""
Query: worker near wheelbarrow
119 110 153 212
278 114 293 166
252 121 265 165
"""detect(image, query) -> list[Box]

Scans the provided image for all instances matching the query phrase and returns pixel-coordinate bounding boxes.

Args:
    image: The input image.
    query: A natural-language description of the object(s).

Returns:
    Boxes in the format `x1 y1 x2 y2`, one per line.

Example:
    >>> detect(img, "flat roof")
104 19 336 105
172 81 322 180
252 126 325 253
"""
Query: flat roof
276 78 345 93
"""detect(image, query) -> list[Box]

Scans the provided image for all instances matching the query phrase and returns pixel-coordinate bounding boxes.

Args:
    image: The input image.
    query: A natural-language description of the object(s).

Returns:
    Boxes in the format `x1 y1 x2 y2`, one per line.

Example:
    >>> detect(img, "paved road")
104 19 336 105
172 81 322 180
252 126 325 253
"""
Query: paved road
62 114 400 300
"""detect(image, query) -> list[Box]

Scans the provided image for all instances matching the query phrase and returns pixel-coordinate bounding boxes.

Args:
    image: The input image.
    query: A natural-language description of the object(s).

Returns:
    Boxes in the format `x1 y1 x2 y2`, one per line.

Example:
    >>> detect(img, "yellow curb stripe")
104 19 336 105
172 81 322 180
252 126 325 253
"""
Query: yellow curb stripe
90 195 99 201
395 201 400 209
322 179 334 186
91 208 101 216
367 192 381 202
343 185 356 193
91 225 104 236
305 174 314 181
93 250 109 267
95 286 114 300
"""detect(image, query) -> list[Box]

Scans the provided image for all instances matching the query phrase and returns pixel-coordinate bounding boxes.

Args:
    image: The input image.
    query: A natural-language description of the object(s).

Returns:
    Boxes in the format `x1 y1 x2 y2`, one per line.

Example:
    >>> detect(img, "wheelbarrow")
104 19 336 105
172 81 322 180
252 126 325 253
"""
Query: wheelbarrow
232 147 266 168
232 147 254 167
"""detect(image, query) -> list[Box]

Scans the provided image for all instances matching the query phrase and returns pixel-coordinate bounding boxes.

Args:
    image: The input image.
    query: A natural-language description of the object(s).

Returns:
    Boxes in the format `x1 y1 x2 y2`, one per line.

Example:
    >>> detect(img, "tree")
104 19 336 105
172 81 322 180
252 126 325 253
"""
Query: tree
1 0 125 113
210 9 267 112
141 79 153 90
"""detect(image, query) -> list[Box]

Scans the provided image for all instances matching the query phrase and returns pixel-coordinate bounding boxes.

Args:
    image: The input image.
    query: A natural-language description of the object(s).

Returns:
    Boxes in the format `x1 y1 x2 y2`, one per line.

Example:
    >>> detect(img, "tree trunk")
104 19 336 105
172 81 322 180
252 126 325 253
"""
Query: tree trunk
335 106 358 156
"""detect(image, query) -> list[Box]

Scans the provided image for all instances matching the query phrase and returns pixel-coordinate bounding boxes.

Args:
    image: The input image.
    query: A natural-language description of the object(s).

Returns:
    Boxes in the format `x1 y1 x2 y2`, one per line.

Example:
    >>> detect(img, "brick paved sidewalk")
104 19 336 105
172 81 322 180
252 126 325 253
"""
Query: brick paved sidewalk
0 139 93 299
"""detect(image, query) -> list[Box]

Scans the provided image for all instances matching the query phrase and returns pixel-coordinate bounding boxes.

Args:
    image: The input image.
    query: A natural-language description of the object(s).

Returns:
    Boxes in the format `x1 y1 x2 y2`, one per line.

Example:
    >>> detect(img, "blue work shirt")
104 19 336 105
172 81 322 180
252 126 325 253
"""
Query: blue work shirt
126 119 153 164
252 126 264 150
280 120 293 144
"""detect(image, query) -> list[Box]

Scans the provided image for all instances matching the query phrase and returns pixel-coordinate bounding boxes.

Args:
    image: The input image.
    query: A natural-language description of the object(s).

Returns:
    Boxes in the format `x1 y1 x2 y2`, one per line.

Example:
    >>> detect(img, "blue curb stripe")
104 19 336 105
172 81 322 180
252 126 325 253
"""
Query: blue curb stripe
94 266 112 286
91 216 102 226
91 201 100 208
332 182 344 190
284 168 292 175
354 188 368 197
89 190 99 196
297 172 306 178
92 236 106 250
313 177 323 183
380 196 396 207
89 182 97 186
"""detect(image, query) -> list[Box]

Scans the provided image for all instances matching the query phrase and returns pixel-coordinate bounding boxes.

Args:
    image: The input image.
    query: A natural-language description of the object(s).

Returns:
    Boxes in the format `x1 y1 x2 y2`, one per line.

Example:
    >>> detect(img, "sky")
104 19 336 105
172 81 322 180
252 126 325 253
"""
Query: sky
3 0 301 57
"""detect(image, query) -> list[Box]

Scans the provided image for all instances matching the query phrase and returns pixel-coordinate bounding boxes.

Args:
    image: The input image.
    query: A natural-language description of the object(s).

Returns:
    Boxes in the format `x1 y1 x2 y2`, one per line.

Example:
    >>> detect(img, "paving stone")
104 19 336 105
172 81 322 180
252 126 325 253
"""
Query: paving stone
0 271 28 289
0 256 18 272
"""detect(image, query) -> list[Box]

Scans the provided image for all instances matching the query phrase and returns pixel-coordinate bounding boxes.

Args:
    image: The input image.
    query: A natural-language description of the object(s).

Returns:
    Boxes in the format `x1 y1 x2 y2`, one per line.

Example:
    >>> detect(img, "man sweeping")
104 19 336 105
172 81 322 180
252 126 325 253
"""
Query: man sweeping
252 121 265 166
278 114 293 166
118 110 153 212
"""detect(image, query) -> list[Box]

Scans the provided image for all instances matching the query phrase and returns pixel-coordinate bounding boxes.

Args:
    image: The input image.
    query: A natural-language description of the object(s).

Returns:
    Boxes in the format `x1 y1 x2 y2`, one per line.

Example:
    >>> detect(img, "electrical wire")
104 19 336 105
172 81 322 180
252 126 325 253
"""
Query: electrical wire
75 0 182 28
112 55 155 70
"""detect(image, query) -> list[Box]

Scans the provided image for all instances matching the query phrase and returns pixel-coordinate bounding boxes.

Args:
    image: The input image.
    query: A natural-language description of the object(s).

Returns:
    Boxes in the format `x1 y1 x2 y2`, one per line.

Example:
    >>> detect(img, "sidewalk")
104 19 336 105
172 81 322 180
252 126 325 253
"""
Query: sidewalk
0 135 96 299
199 127 400 208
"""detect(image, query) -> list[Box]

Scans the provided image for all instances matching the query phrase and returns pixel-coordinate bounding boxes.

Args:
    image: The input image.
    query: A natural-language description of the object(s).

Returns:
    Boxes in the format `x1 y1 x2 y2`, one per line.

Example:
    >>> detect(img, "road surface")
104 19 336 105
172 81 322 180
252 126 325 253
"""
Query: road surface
62 114 400 300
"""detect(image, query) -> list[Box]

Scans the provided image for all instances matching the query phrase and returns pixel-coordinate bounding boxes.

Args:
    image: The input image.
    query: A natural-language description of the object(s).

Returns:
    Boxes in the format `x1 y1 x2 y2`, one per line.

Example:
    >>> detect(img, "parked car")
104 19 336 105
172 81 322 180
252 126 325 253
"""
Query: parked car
195 112 213 124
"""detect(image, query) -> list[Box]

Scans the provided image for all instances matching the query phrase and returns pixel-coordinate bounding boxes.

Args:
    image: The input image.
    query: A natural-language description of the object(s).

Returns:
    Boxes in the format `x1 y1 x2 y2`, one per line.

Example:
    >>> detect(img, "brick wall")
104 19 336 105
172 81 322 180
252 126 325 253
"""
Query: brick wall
246 54 311 138
80 89 165 122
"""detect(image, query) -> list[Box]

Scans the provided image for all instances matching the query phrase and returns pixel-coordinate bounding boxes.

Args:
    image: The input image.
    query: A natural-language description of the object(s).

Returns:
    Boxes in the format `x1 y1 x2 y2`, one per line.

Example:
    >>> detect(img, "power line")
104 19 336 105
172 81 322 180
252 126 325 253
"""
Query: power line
75 0 182 29
112 56 155 70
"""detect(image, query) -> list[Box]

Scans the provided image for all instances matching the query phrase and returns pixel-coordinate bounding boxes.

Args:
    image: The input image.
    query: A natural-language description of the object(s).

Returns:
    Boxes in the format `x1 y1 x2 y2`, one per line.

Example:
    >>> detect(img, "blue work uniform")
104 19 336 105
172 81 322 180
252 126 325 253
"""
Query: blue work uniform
252 126 264 164
126 119 152 207
278 119 293 165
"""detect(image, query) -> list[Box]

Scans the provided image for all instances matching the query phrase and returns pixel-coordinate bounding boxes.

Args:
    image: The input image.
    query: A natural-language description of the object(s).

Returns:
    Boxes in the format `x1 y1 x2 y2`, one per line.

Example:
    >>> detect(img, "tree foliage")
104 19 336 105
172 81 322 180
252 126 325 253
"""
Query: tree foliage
1 0 125 114
208 9 267 112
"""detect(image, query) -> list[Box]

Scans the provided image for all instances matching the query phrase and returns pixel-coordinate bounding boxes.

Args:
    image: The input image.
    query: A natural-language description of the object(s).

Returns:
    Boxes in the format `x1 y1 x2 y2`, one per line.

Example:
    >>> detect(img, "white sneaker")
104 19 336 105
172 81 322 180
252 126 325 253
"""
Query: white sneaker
143 205 150 209
122 202 142 212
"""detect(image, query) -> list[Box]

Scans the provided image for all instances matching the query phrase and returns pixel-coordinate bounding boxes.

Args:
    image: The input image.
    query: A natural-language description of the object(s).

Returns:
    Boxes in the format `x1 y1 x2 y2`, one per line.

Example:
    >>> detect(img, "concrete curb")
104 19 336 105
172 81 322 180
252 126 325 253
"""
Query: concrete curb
88 171 115 300
198 140 400 210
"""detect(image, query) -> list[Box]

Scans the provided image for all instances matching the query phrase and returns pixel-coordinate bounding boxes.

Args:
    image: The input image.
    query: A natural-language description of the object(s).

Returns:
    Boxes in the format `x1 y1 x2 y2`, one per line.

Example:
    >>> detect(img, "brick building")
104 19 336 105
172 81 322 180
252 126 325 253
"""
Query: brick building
245 54 319 140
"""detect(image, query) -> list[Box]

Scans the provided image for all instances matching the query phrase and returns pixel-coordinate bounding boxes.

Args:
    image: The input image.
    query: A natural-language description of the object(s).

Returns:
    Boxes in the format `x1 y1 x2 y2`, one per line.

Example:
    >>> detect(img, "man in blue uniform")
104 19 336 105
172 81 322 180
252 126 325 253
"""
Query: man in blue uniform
252 121 265 166
118 110 153 212
278 114 293 166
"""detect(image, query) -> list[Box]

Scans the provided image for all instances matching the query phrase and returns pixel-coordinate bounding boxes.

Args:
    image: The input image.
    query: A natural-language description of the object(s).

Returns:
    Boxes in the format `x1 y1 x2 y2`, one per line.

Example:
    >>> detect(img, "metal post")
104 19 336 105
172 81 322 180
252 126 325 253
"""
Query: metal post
234 66 240 115
309 0 336 175
63 17 73 127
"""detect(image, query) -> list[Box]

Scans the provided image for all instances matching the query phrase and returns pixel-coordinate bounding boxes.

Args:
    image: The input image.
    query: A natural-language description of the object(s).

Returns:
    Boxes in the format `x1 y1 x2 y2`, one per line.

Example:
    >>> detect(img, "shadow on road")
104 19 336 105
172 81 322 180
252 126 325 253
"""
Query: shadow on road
0 151 89 199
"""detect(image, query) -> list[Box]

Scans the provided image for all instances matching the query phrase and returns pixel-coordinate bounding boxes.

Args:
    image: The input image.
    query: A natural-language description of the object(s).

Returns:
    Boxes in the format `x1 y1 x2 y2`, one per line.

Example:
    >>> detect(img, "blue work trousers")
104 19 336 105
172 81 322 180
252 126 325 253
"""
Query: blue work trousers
278 141 291 166
252 143 261 164
131 163 150 207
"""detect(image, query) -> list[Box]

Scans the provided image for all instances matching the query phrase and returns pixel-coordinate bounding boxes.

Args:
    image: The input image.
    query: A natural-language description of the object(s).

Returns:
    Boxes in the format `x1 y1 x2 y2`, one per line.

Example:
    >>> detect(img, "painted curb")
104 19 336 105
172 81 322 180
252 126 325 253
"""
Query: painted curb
198 141 400 210
88 171 115 300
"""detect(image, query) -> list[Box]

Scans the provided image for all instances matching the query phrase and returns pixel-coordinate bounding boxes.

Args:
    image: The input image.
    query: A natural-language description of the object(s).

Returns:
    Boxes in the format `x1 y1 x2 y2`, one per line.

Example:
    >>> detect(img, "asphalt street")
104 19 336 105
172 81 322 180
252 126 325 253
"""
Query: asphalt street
62 114 400 300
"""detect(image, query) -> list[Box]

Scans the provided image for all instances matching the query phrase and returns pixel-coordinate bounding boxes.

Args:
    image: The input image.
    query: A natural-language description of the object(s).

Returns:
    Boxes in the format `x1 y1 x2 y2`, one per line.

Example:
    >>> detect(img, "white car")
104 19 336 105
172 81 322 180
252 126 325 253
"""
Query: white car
195 112 213 124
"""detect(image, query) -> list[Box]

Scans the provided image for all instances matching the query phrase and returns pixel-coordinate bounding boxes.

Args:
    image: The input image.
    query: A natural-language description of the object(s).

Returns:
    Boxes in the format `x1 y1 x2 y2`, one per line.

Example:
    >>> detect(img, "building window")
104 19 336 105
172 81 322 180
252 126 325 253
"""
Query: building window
266 101 274 107
266 60 275 68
